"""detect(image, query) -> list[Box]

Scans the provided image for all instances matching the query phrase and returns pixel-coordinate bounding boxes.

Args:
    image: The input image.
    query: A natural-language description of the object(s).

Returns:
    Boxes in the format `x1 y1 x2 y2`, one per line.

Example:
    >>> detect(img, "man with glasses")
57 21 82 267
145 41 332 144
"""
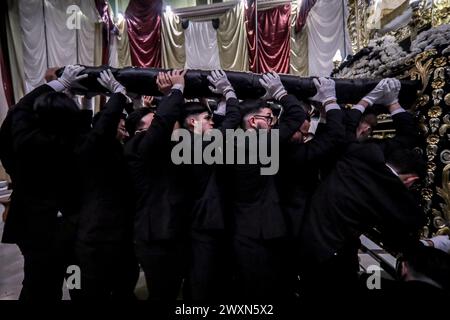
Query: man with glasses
225 71 307 300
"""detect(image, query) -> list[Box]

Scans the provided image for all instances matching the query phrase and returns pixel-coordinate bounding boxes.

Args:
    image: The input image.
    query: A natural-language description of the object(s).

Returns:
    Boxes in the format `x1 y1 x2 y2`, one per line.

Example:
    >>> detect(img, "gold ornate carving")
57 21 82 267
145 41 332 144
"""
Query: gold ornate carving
418 94 430 107
428 106 442 117
409 50 437 95
435 164 450 235
434 58 448 68
432 80 446 89
444 93 450 106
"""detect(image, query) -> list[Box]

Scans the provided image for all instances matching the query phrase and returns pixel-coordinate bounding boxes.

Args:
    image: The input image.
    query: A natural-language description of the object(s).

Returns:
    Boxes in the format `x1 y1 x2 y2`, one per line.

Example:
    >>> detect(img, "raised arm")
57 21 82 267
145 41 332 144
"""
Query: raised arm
137 69 186 159
207 70 241 133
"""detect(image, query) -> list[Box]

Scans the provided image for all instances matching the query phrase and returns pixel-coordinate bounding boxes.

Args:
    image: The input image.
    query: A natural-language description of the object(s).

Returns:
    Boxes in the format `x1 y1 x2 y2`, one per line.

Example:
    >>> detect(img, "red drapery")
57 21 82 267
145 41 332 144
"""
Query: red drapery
0 1 14 107
245 2 291 74
295 0 317 33
95 0 114 65
125 0 162 68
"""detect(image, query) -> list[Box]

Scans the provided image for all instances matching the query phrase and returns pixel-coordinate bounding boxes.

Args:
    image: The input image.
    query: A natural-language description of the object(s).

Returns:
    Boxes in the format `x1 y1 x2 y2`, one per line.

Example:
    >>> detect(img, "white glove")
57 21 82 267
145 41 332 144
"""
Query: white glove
421 235 450 254
57 65 88 89
207 70 236 100
259 71 287 101
310 77 336 105
377 78 400 106
97 69 126 95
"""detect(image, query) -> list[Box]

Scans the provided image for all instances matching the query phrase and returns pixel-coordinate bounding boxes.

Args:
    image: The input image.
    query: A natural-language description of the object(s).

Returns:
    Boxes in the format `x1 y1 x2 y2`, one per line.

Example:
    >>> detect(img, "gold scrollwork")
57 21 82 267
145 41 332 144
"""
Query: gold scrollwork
432 88 444 104
422 188 433 201
434 57 448 68
440 150 450 164
435 164 450 235
430 118 441 133
427 134 440 145
418 94 430 107
409 50 437 94
427 144 439 161
445 93 450 106
432 79 446 89
428 106 442 117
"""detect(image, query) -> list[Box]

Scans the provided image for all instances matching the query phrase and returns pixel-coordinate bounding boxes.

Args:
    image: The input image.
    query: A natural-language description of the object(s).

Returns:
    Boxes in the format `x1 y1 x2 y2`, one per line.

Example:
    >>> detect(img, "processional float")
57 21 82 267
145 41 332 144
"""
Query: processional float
57 66 421 108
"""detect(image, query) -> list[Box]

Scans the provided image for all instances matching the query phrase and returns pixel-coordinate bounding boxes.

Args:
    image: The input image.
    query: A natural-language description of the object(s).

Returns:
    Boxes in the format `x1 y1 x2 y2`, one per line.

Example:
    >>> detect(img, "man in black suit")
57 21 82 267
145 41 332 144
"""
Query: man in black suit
276 77 346 294
225 71 306 300
178 70 241 300
1 65 87 300
299 144 426 296
125 69 188 301
75 69 139 300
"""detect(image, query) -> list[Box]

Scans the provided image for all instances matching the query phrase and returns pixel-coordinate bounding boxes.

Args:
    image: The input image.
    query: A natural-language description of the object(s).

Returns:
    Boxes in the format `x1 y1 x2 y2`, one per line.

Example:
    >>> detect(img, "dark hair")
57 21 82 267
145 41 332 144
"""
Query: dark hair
125 108 154 137
92 110 127 128
400 244 450 290
360 107 378 127
33 92 80 134
240 99 267 118
180 102 211 121
386 149 427 180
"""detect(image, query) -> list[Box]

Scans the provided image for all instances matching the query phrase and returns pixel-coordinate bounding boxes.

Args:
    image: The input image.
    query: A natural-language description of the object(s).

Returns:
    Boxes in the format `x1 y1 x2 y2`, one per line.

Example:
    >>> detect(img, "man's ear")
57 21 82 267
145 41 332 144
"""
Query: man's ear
403 175 419 188
400 261 409 279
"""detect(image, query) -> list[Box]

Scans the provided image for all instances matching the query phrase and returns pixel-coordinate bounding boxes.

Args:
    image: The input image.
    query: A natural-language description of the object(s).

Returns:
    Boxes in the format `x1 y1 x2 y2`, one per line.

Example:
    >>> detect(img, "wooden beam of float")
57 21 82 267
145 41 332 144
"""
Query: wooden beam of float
58 66 421 107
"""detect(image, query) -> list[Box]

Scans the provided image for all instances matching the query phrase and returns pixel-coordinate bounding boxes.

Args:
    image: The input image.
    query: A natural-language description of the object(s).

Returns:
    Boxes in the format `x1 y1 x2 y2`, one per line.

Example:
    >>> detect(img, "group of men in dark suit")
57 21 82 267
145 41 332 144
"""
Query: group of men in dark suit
1 64 446 301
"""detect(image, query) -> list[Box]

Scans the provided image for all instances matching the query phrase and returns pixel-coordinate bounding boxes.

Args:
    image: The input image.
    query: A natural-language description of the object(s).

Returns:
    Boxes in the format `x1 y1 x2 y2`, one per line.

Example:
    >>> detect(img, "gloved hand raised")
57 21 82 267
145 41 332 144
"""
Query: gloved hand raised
97 69 127 95
362 78 400 106
259 71 287 101
377 78 401 106
57 65 88 89
207 70 236 100
310 77 336 105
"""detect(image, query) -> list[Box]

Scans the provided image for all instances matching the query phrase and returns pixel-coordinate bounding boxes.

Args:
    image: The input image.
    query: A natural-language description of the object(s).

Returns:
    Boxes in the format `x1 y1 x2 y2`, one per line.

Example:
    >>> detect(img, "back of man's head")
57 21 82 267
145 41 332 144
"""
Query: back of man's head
125 108 155 137
33 91 80 135
400 245 450 290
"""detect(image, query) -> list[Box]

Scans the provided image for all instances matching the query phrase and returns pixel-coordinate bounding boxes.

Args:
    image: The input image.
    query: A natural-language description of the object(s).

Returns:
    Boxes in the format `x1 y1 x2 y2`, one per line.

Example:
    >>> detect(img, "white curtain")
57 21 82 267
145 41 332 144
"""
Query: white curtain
19 0 47 92
16 0 100 93
78 0 101 66
45 0 77 68
306 0 352 76
184 21 221 70
6 0 25 101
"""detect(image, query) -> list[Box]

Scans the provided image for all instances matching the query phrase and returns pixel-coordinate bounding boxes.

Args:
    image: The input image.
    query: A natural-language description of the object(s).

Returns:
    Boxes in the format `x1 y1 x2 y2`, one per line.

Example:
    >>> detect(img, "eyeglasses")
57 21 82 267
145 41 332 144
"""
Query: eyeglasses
253 115 274 125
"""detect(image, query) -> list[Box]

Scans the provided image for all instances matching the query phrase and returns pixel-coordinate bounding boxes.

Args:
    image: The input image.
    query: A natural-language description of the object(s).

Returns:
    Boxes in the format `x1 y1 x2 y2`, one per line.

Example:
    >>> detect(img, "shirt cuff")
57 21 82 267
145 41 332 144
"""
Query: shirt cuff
47 80 66 92
325 103 340 113
171 84 184 94
390 107 406 116
214 100 227 116
225 90 237 101
352 104 366 113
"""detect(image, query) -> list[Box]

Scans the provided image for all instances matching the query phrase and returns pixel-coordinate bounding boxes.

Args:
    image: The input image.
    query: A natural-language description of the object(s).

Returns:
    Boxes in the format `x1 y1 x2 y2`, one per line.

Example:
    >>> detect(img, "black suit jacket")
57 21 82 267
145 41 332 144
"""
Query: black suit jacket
277 107 345 237
300 141 425 264
76 93 135 243
182 98 242 231
125 89 187 241
2 84 83 245
225 94 306 240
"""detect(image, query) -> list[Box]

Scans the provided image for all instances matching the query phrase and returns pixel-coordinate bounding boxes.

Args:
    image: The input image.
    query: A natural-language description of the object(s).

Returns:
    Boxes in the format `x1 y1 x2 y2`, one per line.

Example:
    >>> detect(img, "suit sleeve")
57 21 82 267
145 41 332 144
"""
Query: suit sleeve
380 111 418 156
80 93 126 154
288 109 345 164
217 97 241 133
137 89 184 159
343 109 362 141
278 94 308 144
